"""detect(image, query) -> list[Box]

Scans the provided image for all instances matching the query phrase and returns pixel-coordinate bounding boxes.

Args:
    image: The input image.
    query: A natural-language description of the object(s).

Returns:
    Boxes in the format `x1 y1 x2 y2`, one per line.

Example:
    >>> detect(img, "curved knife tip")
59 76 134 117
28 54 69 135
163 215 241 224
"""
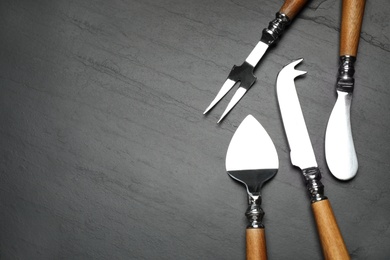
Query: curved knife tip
333 172 357 181
289 58 304 67
327 160 358 181
279 58 307 78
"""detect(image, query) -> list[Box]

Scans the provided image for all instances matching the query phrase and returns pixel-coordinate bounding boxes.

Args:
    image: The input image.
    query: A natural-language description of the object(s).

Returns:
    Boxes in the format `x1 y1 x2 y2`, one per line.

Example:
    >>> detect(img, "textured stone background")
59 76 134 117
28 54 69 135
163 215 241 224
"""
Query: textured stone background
1 0 389 259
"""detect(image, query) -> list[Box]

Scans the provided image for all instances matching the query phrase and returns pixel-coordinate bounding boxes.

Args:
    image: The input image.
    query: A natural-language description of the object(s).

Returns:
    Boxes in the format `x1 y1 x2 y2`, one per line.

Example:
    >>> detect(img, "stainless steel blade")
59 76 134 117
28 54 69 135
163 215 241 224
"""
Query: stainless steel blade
276 60 351 259
276 58 317 169
217 87 247 123
325 90 358 180
226 114 278 200
245 41 269 67
225 114 278 230
325 0 366 181
203 79 236 115
203 42 268 118
226 115 278 172
203 9 307 123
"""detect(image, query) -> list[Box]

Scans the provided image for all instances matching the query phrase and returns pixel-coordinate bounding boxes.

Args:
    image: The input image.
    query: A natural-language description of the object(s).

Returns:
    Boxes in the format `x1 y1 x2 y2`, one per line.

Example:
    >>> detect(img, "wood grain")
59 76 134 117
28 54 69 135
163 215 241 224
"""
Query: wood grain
312 200 350 260
246 228 267 260
0 0 389 259
340 0 366 56
279 0 309 20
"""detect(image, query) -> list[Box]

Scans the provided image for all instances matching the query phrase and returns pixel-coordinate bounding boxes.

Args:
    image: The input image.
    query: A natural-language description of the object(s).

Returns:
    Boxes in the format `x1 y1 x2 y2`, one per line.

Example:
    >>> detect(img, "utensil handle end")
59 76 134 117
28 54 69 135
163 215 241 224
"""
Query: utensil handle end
312 199 350 260
246 228 267 260
340 0 366 56
279 0 309 20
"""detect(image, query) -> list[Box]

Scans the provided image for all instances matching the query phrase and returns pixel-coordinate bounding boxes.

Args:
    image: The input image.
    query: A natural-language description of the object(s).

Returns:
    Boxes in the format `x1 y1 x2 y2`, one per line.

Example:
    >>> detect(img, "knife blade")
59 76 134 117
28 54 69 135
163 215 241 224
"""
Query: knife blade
325 0 366 180
226 115 278 260
276 59 350 260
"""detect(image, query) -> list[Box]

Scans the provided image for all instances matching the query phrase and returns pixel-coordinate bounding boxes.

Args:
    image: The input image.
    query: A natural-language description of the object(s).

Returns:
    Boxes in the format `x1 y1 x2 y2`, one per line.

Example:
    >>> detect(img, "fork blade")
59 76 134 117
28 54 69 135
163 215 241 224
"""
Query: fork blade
217 87 247 123
245 41 268 67
203 79 237 114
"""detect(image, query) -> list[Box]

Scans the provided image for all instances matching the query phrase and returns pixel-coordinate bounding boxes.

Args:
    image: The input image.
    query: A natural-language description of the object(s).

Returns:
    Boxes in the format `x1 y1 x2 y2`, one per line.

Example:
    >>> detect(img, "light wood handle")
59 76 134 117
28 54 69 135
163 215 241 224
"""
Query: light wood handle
279 0 309 20
340 0 366 56
312 199 350 260
246 228 267 260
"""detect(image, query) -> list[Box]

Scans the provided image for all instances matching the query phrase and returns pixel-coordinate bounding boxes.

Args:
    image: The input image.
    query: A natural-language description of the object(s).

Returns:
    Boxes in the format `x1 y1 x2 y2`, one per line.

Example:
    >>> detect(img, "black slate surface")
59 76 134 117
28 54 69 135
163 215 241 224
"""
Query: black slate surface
1 0 389 259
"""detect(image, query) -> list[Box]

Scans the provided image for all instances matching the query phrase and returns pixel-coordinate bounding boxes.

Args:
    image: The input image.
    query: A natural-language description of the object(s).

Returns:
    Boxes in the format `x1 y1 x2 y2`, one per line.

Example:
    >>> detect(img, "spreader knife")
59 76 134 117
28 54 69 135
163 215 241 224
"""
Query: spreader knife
325 0 366 180
277 59 350 260
204 0 310 123
226 115 278 260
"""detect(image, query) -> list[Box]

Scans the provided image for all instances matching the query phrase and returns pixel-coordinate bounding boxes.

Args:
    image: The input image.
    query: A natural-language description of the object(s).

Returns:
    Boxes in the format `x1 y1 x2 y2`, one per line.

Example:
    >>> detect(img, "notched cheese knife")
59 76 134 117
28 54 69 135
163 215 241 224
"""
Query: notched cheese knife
226 115 278 260
204 0 310 123
276 59 350 260
325 0 366 180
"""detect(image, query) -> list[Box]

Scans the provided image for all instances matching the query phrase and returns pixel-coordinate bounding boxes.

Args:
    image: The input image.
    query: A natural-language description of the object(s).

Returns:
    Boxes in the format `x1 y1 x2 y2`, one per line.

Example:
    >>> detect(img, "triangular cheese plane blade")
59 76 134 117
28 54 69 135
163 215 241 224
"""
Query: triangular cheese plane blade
226 115 278 260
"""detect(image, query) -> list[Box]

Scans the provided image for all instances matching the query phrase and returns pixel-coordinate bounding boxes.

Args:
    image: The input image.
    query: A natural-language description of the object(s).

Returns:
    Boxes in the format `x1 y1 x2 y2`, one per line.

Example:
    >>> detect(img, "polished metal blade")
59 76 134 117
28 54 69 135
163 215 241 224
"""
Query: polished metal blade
226 115 278 229
204 41 269 120
276 59 317 169
203 79 236 114
325 91 358 180
226 115 278 172
217 87 247 123
245 41 269 67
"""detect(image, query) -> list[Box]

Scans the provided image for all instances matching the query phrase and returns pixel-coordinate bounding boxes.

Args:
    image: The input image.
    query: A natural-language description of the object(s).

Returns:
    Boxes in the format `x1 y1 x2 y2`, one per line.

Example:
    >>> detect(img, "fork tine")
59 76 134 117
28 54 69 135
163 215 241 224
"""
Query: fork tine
217 87 247 123
203 79 237 114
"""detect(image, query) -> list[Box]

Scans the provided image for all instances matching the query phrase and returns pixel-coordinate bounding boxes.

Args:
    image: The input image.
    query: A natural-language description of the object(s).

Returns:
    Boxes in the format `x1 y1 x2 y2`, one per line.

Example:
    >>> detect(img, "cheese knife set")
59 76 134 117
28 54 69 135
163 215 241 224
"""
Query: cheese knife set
204 0 366 259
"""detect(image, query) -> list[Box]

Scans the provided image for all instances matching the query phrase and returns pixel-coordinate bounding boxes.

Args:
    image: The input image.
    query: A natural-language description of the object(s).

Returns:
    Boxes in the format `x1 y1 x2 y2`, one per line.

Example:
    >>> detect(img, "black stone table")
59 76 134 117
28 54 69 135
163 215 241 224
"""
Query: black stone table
1 0 389 259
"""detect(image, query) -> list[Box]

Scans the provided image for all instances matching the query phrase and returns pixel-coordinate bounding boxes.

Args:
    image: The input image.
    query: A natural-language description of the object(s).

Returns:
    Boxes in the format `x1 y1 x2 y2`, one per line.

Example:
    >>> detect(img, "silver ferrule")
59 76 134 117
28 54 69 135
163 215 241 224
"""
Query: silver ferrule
245 194 264 228
336 55 356 93
302 167 327 203
260 12 290 45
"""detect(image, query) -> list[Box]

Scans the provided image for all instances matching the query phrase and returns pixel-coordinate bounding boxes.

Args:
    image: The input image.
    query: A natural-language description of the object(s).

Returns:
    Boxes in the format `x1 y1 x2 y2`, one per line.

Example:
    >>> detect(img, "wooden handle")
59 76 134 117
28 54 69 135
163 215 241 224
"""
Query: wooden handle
279 0 309 20
246 228 267 260
312 199 350 260
340 0 366 56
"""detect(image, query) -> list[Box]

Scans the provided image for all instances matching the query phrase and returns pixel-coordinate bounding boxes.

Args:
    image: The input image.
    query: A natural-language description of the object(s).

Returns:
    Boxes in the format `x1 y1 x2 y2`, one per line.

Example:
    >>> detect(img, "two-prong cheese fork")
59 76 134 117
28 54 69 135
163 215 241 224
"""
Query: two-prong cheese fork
204 0 310 123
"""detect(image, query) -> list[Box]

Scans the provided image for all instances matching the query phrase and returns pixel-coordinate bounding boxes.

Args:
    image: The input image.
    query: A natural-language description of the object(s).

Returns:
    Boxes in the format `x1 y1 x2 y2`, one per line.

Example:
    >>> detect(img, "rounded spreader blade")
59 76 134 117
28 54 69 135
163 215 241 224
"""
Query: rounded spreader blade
325 91 358 180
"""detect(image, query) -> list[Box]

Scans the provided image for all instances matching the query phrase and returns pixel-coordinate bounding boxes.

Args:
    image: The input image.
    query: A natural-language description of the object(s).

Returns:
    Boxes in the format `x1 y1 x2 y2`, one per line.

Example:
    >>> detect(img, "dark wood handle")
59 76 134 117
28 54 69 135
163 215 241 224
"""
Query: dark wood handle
340 0 366 56
246 228 267 260
312 199 350 260
279 0 309 20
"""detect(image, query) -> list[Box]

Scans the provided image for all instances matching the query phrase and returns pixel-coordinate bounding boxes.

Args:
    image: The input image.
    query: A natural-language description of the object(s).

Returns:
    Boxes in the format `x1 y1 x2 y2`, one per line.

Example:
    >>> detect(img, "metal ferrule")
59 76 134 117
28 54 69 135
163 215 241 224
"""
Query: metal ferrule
245 194 264 228
302 167 327 203
336 55 356 93
261 12 290 45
